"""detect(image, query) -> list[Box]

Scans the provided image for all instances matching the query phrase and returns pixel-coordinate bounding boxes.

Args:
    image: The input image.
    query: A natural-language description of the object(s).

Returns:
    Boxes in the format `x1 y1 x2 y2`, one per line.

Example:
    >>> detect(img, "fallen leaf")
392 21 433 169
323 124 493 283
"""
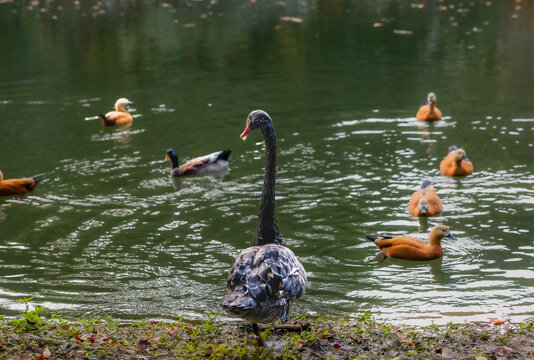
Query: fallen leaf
442 348 455 359
373 22 384 27
493 320 505 325
333 343 342 349
280 16 303 23
475 356 488 360
43 347 52 358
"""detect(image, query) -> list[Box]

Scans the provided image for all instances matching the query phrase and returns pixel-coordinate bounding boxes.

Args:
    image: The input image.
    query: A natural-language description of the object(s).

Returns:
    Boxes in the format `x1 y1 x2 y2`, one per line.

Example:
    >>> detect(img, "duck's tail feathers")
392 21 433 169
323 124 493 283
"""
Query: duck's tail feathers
32 174 46 184
448 145 458 153
366 234 393 243
218 148 232 161
99 114 115 126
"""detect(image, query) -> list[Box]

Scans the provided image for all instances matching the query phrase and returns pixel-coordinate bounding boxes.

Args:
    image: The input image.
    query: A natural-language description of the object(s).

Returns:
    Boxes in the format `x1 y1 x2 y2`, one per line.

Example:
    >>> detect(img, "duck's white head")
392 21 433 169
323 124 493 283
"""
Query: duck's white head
114 98 133 112
427 92 437 105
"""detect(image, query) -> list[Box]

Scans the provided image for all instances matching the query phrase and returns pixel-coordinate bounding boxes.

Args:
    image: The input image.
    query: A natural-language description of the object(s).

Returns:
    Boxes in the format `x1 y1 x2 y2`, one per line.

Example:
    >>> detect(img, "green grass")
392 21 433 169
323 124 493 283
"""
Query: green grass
0 300 532 359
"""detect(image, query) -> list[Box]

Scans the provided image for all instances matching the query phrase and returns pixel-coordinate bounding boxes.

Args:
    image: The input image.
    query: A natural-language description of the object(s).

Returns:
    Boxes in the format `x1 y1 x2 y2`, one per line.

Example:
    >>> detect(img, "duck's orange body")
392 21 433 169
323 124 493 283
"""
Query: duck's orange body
0 171 46 197
366 225 455 261
100 98 133 126
416 92 442 121
440 146 473 176
408 180 442 217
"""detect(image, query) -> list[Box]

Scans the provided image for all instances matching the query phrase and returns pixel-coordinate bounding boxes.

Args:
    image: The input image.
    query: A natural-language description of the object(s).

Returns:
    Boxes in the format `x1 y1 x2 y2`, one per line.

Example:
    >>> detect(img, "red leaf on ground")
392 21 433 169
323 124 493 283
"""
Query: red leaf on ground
102 338 109 342
150 321 159 325
61 325 69 330
35 356 46 360
88 337 96 342
333 343 342 349
74 333 81 341
139 339 150 349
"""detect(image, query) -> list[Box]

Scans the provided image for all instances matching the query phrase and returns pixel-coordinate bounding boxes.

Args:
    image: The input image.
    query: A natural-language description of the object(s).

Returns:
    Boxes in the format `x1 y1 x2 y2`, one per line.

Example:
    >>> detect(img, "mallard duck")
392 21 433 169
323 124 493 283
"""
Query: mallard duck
366 225 455 261
220 110 307 325
0 170 46 197
416 92 442 121
440 145 473 176
99 98 133 126
164 148 231 176
408 179 442 217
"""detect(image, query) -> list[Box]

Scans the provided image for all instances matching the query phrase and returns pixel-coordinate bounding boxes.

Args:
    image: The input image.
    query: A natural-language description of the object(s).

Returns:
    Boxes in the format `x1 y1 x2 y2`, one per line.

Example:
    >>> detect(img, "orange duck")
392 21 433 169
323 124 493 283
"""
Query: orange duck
0 170 46 197
440 145 473 176
164 148 231 176
408 179 442 217
366 225 455 261
416 92 442 121
99 98 133 126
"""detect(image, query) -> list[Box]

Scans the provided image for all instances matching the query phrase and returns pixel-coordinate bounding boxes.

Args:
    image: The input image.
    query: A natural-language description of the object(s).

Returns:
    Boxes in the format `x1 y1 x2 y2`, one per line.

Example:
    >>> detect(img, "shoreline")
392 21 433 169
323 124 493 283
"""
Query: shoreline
1 305 533 359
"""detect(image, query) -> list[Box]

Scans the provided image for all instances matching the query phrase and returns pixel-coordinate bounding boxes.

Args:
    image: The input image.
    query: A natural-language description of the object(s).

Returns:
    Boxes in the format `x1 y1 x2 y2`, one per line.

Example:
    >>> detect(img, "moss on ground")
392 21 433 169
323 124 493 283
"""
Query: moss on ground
0 303 533 359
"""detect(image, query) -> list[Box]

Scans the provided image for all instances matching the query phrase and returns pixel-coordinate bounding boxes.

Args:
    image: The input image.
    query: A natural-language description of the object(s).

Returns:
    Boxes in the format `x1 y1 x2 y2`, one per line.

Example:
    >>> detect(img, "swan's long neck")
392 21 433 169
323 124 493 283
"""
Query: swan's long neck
254 123 284 246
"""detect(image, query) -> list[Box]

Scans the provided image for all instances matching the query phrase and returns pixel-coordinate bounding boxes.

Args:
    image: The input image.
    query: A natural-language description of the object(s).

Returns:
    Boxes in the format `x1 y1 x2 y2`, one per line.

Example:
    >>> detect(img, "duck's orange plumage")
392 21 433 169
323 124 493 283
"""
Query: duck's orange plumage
440 145 473 177
416 92 442 121
0 170 46 197
366 225 455 261
408 179 442 217
99 98 133 126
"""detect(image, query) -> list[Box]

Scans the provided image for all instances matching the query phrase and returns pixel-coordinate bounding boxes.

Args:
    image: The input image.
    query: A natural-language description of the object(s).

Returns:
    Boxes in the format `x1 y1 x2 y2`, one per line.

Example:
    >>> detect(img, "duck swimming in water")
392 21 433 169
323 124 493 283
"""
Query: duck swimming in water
0 170 45 197
164 148 231 176
408 179 442 217
416 92 442 121
366 225 455 261
440 145 473 177
99 98 134 126
220 110 307 325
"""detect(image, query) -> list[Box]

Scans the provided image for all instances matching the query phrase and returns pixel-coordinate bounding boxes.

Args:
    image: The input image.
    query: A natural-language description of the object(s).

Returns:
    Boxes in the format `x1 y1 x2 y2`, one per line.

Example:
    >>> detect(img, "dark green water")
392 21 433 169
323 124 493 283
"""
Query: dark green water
1 0 533 325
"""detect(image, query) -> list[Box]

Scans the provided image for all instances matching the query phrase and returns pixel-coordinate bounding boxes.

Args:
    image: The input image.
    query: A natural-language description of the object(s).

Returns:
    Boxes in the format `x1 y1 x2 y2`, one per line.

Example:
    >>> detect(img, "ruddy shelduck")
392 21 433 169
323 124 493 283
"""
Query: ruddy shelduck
440 145 473 176
366 225 456 261
408 179 442 217
164 148 232 176
99 98 133 126
0 170 46 197
416 92 442 121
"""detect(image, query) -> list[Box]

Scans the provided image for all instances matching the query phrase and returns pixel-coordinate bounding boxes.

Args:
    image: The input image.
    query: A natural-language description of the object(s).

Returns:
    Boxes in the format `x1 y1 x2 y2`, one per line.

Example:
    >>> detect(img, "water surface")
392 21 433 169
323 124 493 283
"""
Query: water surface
1 0 534 325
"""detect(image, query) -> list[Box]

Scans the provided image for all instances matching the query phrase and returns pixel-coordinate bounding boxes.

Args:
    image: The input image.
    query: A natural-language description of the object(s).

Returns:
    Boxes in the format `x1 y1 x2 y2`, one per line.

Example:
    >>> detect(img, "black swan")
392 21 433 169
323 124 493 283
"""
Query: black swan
220 110 307 324
164 148 231 176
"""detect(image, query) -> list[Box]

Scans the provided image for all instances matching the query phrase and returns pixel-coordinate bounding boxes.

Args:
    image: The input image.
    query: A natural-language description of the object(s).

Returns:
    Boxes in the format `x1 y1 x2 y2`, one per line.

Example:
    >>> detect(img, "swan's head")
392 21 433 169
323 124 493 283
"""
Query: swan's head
451 148 469 163
240 110 273 140
114 97 133 112
427 92 437 105
430 225 456 241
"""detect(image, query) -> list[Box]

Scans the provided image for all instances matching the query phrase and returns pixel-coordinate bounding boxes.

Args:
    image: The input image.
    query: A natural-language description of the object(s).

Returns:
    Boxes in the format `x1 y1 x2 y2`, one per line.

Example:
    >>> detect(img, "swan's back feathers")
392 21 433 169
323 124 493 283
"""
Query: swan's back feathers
220 244 306 323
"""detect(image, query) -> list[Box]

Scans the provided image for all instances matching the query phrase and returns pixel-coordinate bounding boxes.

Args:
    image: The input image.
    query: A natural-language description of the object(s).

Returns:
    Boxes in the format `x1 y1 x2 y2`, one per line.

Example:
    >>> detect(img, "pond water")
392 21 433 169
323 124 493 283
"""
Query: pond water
1 0 533 325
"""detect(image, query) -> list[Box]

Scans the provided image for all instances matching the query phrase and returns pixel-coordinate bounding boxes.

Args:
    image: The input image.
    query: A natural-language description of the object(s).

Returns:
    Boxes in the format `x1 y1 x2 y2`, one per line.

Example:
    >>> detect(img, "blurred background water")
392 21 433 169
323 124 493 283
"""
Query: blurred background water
0 0 533 325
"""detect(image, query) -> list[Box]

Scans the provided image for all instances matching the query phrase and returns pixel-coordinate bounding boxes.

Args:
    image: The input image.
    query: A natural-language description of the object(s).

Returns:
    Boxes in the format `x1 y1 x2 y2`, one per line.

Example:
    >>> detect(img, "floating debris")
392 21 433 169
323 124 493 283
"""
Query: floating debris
373 22 384 27
280 16 303 23
393 29 413 35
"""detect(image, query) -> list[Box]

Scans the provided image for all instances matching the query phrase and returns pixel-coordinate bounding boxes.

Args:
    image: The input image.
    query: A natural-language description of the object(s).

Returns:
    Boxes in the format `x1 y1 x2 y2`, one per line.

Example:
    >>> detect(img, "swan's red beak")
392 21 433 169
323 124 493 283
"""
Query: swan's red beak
240 126 250 140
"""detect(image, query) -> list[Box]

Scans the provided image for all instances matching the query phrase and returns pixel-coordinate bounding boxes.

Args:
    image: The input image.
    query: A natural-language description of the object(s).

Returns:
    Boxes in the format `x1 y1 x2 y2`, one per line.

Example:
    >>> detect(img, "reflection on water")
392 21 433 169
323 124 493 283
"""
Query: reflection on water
0 0 534 325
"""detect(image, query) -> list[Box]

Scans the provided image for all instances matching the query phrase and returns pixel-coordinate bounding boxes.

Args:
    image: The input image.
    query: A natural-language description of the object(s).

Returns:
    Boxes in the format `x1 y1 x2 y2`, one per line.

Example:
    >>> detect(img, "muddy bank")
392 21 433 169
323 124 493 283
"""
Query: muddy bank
1 307 533 359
